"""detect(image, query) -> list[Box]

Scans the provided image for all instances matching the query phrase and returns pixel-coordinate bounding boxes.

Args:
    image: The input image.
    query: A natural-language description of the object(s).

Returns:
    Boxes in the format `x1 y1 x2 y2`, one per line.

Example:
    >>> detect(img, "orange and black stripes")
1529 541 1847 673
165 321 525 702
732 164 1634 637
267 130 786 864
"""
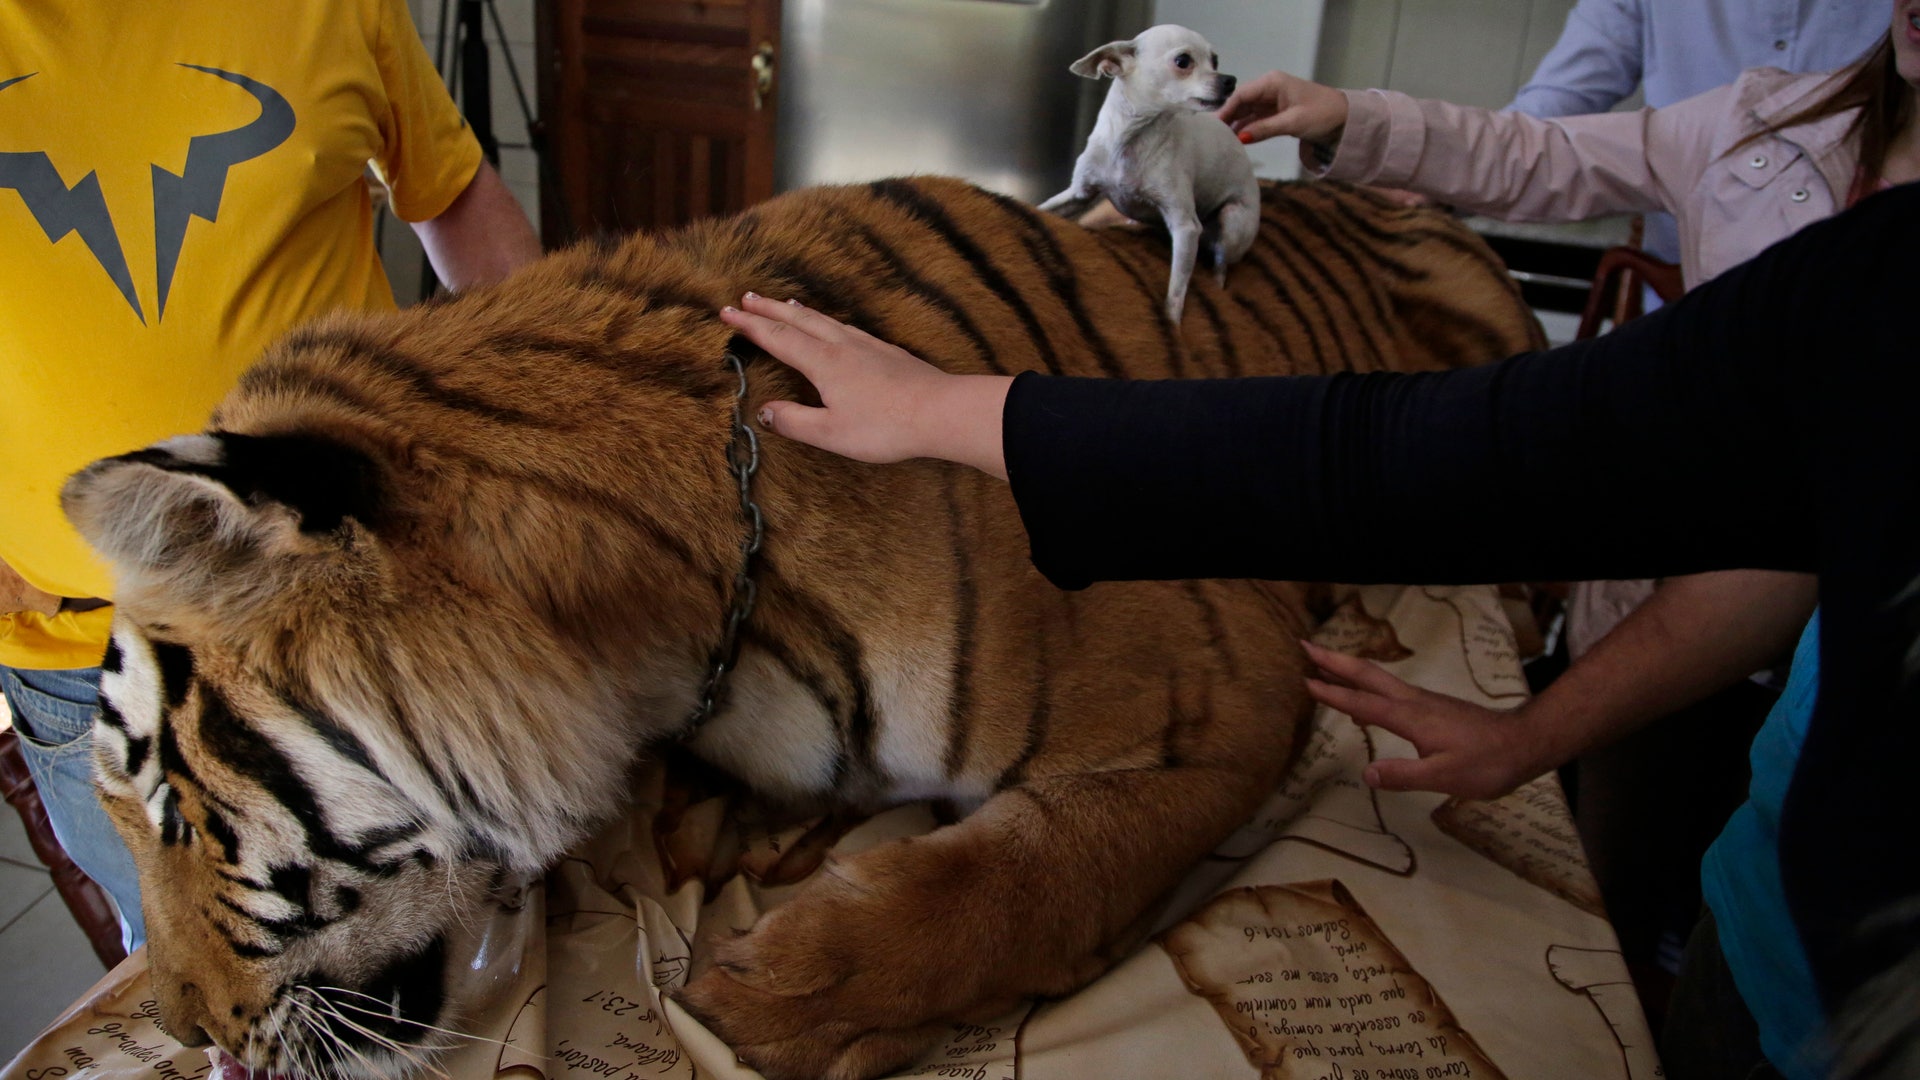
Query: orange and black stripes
274 327 551 426
750 560 883 784
1085 229 1186 371
978 189 1129 379
822 207 1008 374
868 178 1066 376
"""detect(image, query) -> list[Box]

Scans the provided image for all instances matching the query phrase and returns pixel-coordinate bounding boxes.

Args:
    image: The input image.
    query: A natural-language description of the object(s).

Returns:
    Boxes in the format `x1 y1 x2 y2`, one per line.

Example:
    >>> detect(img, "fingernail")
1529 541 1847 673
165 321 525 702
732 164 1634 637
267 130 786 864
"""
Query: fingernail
744 291 760 301
757 407 773 428
787 298 804 307
1362 766 1380 787
722 305 738 314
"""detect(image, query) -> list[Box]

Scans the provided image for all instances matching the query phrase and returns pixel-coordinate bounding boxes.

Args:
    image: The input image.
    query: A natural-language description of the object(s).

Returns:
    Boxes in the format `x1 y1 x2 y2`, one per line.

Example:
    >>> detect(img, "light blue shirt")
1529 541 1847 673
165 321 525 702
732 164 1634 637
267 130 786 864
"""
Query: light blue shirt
1700 611 1826 1079
1508 0 1882 264
1512 0 1882 116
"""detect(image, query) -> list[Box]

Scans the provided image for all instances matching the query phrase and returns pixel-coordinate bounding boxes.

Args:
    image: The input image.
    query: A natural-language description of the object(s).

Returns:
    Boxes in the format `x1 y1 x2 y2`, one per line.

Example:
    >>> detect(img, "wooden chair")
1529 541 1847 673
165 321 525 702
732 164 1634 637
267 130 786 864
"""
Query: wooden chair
1524 237 1685 653
1574 245 1685 340
0 728 126 968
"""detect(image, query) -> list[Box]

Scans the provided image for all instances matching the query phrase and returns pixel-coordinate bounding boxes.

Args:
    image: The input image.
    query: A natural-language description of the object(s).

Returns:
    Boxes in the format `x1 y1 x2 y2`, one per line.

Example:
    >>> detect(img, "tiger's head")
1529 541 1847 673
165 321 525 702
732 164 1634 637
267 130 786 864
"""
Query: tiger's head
59 383 699 1072
92 607 529 1075
58 434 538 1075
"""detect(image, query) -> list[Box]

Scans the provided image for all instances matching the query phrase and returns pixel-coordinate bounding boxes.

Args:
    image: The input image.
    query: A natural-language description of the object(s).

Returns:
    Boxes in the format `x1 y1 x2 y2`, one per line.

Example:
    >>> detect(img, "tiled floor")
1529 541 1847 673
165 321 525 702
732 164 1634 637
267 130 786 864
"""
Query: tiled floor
0 701 112 1067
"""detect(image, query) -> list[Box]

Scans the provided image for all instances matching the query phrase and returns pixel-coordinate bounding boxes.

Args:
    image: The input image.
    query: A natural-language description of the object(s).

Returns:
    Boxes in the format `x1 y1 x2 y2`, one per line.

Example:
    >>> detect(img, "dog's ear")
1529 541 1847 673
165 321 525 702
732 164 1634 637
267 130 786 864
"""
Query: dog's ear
1069 41 1136 80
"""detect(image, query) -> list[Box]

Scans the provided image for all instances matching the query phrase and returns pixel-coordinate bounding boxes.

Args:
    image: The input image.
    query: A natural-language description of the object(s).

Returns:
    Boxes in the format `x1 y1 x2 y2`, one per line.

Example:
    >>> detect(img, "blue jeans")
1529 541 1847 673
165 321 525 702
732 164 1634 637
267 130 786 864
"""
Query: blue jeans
1 663 146 952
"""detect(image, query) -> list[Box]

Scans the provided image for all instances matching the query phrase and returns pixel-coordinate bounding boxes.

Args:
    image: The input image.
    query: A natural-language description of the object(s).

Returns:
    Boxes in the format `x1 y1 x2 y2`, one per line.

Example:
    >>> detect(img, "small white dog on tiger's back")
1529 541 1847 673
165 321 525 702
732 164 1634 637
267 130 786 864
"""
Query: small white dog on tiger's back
1039 24 1260 323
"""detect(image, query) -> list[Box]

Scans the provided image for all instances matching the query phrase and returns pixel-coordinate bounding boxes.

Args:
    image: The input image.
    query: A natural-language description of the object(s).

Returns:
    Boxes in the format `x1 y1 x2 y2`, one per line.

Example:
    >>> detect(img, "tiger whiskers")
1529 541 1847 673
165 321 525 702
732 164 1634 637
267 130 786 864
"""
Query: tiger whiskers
439 860 478 938
305 1006 355 1078
263 999 307 1078
308 1005 374 1080
294 991 435 1071
298 1001 405 1080
291 990 445 1080
282 1007 326 1080
290 1010 341 1079
272 991 366 1079
311 984 531 1056
297 989 438 1056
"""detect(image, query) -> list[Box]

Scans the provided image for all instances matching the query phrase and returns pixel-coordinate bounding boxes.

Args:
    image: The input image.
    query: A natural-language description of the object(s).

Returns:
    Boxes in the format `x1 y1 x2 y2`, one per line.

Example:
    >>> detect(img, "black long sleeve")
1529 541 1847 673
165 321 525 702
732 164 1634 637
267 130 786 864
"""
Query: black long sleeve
1004 207 1838 589
1004 183 1920 1022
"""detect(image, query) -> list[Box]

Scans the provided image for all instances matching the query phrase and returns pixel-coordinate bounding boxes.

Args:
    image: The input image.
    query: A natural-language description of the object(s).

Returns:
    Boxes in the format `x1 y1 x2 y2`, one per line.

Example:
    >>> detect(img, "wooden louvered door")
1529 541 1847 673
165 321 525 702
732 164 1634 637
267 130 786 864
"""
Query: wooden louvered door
537 0 780 245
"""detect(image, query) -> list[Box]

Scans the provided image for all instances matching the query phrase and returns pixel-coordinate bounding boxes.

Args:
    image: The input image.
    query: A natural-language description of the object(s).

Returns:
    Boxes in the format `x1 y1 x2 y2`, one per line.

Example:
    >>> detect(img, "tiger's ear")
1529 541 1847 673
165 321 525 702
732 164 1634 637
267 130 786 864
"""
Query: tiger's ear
1070 40 1136 80
62 431 384 599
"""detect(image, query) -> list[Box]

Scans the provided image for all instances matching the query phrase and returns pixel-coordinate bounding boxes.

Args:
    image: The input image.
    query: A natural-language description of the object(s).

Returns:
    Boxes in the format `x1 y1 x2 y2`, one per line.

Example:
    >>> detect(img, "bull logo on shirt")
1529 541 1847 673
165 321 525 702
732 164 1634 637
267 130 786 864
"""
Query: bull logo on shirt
0 64 294 323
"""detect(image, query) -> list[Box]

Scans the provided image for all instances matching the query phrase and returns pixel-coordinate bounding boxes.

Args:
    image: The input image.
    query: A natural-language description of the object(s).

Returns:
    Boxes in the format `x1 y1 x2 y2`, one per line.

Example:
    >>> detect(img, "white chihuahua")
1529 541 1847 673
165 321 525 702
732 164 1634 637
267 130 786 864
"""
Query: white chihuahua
1039 24 1261 323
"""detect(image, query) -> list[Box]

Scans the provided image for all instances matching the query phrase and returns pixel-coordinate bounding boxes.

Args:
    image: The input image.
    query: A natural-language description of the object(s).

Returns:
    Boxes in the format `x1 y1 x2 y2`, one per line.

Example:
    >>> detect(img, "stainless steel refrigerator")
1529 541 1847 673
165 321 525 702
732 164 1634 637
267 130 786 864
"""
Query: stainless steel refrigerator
775 0 1154 203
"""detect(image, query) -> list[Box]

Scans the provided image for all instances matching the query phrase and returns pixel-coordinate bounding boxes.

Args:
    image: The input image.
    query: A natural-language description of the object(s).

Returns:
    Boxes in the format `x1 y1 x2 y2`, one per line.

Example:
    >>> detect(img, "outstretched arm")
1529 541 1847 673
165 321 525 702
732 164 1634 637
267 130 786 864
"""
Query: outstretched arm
1306 569 1816 799
729 186 1912 593
720 293 1013 478
1217 64 1712 223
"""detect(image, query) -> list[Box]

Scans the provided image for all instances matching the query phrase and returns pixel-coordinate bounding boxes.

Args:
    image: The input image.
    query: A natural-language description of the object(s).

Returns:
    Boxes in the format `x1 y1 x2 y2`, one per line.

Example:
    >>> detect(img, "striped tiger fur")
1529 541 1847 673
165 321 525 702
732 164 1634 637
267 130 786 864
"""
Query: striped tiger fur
62 175 1542 1080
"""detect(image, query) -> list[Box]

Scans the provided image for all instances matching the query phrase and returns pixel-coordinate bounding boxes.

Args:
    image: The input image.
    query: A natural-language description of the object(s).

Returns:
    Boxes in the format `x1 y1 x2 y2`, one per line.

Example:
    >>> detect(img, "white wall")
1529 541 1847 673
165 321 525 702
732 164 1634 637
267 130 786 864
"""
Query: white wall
1315 0 1580 108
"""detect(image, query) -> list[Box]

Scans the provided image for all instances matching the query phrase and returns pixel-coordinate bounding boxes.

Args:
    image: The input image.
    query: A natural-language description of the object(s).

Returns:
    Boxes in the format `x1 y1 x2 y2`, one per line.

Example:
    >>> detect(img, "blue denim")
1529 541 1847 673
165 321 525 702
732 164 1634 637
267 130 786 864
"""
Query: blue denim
1 663 146 952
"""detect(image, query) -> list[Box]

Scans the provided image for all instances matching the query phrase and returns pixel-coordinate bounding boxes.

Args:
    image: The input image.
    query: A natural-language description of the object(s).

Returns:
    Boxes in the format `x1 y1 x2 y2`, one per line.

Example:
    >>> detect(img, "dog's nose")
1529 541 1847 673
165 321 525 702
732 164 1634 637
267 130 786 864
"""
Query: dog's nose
1218 74 1237 97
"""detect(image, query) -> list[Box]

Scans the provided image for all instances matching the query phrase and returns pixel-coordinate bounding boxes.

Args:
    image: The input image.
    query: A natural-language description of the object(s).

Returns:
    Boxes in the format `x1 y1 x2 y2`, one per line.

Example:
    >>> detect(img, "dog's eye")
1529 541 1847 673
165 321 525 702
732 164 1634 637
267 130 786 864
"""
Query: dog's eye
1173 53 1192 71
1211 53 1220 70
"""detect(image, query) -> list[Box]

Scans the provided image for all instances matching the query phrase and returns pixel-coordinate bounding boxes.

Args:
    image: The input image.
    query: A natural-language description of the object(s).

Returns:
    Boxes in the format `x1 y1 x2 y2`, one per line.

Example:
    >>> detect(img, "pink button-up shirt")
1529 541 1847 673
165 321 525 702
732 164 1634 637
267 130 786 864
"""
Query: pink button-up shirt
1316 67 1864 291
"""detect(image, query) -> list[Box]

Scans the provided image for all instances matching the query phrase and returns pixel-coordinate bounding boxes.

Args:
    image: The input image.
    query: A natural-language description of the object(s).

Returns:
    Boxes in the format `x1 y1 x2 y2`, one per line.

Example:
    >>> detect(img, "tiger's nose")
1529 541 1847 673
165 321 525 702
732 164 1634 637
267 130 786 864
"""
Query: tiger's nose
172 1023 215 1048
156 980 216 1047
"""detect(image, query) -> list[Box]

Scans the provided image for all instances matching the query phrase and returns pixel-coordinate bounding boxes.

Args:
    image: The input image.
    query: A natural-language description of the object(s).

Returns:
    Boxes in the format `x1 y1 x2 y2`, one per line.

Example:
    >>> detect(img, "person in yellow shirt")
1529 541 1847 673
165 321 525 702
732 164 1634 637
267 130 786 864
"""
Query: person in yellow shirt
0 0 542 953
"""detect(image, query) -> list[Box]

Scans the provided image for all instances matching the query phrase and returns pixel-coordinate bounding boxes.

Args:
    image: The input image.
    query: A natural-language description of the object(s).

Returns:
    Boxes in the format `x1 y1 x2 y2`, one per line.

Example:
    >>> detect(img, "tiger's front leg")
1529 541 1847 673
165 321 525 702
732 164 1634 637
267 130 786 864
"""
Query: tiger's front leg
672 760 1281 1080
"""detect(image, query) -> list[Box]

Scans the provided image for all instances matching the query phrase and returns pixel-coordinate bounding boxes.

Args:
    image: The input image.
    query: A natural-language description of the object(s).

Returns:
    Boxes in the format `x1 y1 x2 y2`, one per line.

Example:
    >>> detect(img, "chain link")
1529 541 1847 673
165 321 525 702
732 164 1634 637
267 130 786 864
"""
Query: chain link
682 351 765 739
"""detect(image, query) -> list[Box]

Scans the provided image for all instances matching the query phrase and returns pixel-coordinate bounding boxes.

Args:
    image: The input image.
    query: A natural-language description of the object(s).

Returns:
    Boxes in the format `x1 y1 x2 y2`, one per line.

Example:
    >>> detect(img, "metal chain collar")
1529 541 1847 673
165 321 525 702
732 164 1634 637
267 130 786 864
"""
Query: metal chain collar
682 350 765 740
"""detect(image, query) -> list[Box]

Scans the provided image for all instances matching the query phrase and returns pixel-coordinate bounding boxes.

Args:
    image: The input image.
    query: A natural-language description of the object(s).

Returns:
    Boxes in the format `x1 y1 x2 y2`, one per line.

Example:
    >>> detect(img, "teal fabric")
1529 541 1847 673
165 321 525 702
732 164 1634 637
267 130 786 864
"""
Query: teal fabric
1700 611 1823 1078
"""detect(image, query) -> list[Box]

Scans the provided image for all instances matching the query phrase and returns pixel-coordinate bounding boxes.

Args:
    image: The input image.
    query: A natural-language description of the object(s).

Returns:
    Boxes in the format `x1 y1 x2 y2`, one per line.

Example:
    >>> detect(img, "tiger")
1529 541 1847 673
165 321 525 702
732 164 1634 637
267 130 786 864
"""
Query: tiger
60 174 1543 1080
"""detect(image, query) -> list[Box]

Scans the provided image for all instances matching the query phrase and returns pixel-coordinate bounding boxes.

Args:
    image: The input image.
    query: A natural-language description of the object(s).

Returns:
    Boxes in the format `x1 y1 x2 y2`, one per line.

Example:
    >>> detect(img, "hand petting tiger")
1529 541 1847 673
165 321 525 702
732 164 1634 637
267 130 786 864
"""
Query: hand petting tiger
61 175 1542 1080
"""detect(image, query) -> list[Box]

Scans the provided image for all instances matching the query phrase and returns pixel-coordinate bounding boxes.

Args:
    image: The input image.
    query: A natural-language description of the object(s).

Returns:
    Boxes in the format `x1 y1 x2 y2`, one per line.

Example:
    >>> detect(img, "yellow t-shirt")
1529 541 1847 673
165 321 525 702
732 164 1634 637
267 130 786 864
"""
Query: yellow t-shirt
0 0 482 668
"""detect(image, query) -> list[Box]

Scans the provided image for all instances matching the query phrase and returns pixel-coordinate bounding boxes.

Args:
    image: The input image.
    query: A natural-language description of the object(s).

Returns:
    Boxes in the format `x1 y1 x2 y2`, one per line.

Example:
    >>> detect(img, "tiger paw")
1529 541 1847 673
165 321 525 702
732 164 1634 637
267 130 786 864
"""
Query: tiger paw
670 871 966 1080
672 961 945 1080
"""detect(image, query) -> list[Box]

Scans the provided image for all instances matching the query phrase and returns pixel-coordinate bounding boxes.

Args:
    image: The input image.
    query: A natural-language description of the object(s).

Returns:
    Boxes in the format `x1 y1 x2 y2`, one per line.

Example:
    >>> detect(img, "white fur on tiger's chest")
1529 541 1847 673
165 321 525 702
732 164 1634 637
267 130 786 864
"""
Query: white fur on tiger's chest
867 636 988 805
687 636 981 808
